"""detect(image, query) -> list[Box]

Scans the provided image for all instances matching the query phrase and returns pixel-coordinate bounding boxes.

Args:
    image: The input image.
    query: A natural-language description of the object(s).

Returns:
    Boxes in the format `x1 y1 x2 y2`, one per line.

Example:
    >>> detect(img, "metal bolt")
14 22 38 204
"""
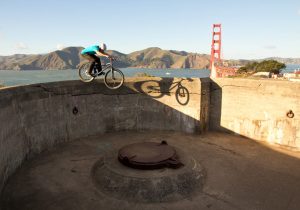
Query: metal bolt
286 110 294 118
161 140 168 145
73 107 79 115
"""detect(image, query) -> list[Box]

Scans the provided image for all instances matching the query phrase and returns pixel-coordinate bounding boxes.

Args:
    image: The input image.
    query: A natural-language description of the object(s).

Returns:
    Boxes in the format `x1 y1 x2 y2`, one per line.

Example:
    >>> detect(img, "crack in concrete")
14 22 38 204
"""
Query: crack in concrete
210 84 263 92
65 123 70 142
220 84 262 89
70 156 100 162
202 191 242 210
13 98 30 156
139 90 201 95
71 92 139 97
33 84 202 97
32 84 66 95
199 141 241 156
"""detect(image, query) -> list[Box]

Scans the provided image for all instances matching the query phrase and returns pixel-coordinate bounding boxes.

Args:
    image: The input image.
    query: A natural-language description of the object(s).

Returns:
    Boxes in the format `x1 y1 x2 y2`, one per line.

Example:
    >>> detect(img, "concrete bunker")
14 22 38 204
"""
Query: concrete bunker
0 77 300 210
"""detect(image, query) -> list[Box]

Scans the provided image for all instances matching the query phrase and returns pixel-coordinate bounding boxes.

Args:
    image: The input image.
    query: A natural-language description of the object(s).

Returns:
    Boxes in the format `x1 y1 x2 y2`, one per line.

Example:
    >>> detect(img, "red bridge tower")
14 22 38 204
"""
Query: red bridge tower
210 24 222 70
210 24 237 78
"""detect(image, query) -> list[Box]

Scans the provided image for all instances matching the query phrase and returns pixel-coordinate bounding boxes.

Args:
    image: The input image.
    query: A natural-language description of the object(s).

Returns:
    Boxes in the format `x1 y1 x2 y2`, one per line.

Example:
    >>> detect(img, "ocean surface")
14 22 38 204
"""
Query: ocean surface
0 64 299 87
0 68 210 87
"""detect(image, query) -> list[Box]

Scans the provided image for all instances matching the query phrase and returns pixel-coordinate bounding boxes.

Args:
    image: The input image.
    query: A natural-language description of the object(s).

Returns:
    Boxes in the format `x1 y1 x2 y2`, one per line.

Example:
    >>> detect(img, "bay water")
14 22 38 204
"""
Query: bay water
0 64 299 87
0 68 210 87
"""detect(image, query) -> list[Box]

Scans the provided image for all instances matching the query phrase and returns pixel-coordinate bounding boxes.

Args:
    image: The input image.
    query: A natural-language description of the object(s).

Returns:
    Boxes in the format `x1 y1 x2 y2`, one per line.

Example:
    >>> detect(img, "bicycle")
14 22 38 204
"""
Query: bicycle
134 78 190 105
78 57 124 89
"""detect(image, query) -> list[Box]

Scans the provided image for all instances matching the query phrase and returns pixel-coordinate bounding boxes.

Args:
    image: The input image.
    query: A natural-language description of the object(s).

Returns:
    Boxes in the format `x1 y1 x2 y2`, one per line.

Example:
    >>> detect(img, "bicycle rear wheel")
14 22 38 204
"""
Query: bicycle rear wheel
78 62 95 82
175 86 189 105
104 68 124 89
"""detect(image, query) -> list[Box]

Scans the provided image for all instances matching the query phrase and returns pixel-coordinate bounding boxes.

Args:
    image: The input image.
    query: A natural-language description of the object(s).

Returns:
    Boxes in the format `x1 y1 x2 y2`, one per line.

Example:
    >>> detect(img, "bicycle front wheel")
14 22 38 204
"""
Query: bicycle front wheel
104 68 124 89
78 62 95 83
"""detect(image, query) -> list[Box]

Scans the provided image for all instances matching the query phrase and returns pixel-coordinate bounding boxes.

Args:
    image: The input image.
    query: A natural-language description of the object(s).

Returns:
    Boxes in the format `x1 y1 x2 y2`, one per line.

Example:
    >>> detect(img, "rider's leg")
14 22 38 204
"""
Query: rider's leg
89 54 102 72
81 54 97 75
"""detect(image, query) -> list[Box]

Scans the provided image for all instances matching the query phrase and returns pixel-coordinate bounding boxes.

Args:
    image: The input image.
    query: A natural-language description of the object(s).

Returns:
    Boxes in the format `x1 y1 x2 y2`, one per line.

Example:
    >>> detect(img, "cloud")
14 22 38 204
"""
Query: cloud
15 42 28 50
56 44 65 50
264 45 277 50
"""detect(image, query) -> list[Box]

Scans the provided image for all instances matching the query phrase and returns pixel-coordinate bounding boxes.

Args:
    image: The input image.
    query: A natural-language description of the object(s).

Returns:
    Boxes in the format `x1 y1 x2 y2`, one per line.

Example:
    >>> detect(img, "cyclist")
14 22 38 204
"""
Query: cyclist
81 43 114 76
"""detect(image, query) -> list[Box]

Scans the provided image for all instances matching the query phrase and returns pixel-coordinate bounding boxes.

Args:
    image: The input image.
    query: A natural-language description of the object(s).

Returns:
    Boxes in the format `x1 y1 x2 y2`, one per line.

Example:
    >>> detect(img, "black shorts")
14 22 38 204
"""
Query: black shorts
81 53 101 64
81 53 102 73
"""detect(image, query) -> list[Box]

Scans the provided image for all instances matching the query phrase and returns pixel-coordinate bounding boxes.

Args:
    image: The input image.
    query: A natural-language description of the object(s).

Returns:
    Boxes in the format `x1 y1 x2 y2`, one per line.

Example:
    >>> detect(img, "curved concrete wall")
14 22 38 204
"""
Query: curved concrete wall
210 78 300 149
0 77 209 194
1 77 299 196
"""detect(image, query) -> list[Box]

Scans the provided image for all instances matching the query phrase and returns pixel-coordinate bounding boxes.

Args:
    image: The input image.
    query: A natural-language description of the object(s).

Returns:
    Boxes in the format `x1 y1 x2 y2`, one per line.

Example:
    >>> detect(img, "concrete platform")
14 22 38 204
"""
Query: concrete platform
1 131 300 210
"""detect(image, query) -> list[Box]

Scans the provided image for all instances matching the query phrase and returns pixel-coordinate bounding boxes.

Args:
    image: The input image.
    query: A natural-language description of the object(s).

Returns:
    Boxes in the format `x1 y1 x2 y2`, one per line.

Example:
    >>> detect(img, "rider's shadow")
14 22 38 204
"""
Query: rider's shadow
134 77 192 105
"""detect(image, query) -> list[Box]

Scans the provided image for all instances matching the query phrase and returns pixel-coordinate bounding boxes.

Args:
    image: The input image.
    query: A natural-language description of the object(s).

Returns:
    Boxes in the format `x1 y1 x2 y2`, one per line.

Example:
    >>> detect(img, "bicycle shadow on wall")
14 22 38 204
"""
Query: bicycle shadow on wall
133 78 192 106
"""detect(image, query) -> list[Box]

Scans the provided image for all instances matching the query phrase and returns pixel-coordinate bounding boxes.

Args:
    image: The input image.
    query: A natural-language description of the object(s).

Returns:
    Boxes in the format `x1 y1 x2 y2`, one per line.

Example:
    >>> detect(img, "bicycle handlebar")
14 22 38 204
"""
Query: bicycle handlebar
109 56 118 62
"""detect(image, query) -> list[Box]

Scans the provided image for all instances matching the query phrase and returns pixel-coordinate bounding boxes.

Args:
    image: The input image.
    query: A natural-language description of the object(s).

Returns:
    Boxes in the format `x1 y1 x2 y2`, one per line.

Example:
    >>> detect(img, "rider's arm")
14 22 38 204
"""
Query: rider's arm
95 50 112 58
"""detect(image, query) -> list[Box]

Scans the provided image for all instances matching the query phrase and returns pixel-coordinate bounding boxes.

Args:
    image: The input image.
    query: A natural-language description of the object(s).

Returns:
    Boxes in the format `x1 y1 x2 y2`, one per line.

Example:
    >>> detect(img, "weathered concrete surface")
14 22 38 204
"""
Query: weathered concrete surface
1 131 300 210
210 78 300 149
1 77 300 209
92 147 205 203
0 78 209 195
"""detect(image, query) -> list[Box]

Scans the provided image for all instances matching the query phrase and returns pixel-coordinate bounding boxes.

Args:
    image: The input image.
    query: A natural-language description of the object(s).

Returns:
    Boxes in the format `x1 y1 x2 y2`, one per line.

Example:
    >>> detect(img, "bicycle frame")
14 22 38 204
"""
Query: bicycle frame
106 58 116 79
93 58 114 76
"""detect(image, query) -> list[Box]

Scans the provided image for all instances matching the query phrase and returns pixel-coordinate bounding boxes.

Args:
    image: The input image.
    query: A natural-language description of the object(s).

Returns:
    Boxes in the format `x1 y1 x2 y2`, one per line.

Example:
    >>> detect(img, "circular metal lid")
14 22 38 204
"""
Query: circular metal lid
118 141 182 169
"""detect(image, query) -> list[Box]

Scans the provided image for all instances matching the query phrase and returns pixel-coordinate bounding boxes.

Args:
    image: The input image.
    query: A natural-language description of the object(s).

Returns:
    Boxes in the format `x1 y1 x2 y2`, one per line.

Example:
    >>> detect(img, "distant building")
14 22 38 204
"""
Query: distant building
283 73 299 79
252 72 271 78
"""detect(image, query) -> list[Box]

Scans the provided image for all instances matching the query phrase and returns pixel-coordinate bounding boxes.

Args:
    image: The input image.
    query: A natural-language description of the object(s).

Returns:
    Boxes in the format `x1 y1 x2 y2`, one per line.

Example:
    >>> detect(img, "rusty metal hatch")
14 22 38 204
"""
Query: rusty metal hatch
118 141 183 169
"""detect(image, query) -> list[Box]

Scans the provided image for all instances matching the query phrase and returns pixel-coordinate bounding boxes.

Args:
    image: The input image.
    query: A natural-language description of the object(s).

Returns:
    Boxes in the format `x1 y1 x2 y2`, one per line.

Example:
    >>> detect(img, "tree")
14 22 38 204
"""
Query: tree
238 60 286 74
237 61 258 74
255 60 286 74
237 66 248 74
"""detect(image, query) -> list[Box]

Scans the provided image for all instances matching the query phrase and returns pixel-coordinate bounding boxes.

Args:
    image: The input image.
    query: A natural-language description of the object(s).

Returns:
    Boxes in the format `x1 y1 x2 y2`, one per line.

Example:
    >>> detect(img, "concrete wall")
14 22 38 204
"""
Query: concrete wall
1 76 299 196
0 77 209 194
210 78 300 149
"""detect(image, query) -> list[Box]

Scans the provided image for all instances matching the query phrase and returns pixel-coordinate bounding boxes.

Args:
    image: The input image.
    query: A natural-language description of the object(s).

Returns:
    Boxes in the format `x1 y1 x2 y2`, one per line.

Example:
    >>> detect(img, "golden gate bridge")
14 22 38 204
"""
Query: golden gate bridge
210 24 238 78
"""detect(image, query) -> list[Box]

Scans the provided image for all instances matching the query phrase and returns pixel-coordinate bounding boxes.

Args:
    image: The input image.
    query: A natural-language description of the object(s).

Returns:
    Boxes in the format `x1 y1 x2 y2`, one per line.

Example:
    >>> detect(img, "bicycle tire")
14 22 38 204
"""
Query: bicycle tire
78 62 95 83
139 80 163 98
175 86 189 105
104 68 124 89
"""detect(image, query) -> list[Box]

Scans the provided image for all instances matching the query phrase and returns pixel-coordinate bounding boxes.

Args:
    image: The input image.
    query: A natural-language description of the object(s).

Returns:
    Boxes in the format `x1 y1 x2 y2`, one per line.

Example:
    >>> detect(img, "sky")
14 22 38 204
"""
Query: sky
0 0 299 59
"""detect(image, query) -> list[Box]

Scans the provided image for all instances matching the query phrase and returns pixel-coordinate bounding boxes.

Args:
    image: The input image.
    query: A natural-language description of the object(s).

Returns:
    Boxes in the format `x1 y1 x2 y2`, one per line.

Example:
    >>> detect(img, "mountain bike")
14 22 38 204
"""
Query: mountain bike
78 57 124 89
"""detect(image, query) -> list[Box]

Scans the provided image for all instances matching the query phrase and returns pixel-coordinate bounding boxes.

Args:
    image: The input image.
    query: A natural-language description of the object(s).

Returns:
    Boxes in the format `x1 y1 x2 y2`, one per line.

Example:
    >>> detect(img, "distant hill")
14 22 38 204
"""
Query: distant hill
0 47 84 70
260 57 300 65
127 47 211 69
0 47 299 70
0 47 211 70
